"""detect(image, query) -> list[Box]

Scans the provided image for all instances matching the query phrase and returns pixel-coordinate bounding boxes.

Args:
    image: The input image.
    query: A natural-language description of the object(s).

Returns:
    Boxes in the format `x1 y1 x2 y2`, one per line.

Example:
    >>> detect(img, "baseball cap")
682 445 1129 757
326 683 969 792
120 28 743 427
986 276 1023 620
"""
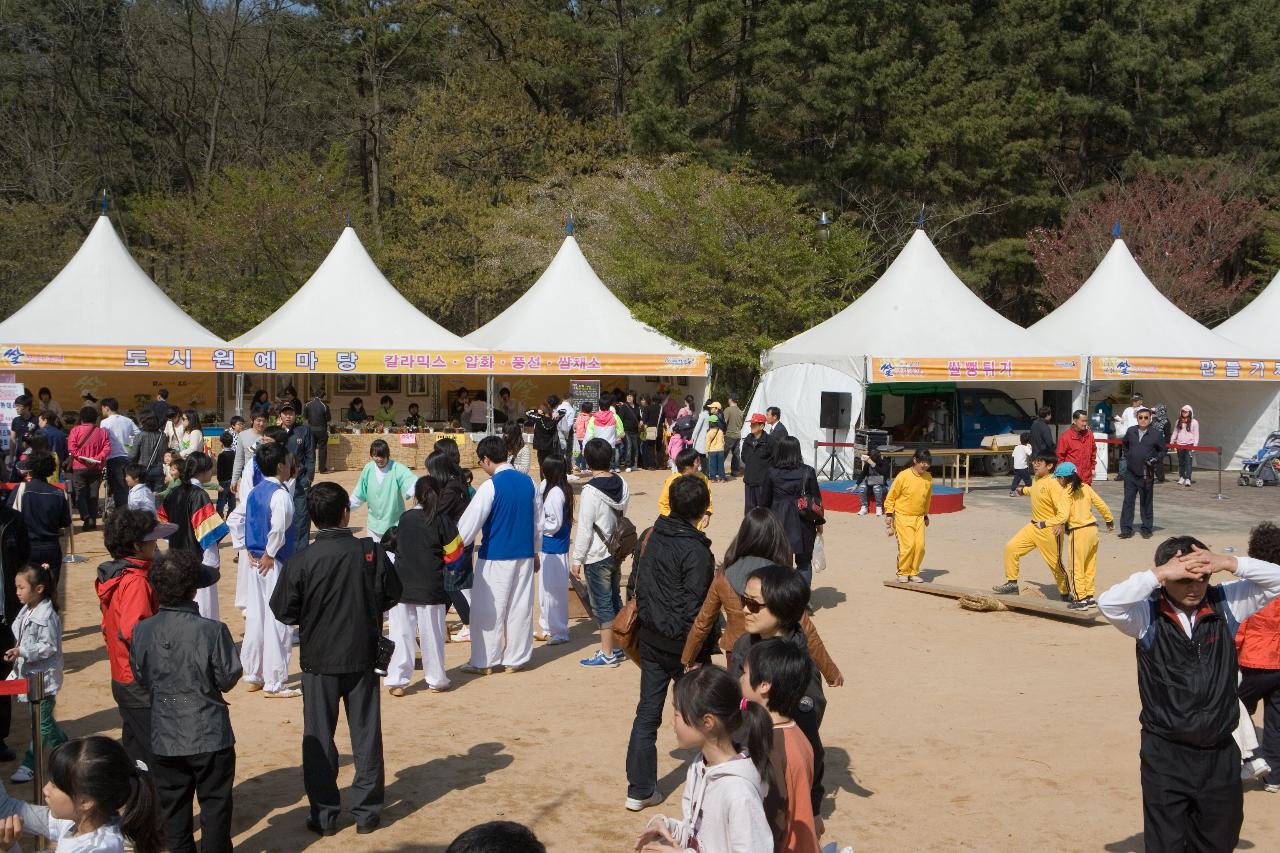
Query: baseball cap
278 402 296 414
1053 461 1077 477
1131 392 1143 400
749 413 766 424
143 521 178 541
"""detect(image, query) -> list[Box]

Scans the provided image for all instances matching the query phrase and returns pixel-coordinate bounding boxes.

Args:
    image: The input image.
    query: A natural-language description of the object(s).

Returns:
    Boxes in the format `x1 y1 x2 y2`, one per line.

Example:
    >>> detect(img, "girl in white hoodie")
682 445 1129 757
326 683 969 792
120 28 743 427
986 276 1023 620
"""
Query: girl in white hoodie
635 666 774 853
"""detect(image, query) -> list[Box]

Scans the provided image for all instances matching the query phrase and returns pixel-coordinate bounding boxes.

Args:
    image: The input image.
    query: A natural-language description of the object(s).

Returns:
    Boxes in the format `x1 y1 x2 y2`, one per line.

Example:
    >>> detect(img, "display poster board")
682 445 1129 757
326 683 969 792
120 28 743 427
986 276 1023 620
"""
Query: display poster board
569 379 601 405
0 383 23 452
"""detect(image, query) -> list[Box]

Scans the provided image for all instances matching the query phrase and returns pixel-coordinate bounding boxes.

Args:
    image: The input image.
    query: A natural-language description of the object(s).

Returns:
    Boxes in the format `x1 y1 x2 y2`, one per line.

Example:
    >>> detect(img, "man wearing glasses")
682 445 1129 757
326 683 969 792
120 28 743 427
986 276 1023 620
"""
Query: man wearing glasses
1119 406 1165 540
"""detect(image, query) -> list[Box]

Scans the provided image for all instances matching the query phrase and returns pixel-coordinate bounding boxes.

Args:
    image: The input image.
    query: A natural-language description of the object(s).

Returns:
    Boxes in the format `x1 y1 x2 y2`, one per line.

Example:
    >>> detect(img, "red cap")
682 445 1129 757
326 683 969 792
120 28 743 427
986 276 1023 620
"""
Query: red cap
749 413 766 424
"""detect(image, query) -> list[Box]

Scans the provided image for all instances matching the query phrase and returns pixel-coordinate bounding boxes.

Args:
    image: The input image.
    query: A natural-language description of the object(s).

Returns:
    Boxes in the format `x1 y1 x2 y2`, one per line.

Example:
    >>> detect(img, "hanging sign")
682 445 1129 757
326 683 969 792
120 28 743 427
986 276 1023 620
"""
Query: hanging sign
1091 357 1280 381
871 356 1082 382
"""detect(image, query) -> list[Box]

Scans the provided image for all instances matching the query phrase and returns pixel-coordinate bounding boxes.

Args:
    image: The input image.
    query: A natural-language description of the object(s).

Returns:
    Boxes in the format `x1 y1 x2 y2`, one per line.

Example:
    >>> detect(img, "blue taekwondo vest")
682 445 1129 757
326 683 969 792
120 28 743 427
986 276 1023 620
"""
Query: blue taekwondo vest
245 480 296 562
478 469 536 561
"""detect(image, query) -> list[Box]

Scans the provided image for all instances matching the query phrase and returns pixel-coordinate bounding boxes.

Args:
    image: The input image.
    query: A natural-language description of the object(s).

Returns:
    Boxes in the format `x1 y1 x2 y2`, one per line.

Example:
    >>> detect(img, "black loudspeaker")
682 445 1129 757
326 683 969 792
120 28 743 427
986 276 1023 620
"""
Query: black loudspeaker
1043 390 1072 425
819 391 852 430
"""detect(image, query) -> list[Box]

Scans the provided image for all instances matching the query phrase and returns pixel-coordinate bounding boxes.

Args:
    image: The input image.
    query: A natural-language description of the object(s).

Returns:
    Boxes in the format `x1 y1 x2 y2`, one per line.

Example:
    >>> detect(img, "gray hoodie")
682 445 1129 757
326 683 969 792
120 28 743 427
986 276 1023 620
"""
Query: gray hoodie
571 474 630 565
652 752 772 853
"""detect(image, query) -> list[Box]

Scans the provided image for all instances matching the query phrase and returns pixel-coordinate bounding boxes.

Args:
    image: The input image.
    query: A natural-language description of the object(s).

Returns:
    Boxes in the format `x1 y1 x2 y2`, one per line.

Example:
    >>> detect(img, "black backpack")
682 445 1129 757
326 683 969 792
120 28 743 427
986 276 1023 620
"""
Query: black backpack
671 415 696 439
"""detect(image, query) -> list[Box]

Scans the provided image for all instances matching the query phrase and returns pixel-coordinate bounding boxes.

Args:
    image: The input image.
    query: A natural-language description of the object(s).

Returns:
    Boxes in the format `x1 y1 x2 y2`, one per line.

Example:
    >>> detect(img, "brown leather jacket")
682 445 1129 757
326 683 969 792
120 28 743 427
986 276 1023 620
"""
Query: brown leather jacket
681 570 842 684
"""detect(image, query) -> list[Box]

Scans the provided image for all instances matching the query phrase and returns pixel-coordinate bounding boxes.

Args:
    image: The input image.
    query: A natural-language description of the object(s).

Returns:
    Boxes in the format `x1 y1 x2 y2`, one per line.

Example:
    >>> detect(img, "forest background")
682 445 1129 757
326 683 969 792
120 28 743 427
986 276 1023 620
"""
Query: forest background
2 0 1279 394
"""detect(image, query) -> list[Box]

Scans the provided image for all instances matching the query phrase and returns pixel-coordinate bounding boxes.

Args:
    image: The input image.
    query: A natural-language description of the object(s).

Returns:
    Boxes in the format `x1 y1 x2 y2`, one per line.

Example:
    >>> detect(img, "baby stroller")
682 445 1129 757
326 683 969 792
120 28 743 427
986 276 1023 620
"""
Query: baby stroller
1239 431 1280 487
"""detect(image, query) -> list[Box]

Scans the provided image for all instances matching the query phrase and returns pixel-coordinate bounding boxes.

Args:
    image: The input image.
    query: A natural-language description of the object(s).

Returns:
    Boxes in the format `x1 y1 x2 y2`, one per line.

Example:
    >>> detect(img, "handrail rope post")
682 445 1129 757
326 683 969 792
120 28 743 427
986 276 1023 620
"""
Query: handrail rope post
1213 446 1227 501
62 487 86 565
29 674 46 829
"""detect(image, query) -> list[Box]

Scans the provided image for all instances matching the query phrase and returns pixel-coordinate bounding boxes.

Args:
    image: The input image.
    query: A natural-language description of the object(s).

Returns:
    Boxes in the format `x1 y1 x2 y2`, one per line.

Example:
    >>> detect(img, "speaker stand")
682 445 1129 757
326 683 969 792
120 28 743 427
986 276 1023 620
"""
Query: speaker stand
818 429 850 481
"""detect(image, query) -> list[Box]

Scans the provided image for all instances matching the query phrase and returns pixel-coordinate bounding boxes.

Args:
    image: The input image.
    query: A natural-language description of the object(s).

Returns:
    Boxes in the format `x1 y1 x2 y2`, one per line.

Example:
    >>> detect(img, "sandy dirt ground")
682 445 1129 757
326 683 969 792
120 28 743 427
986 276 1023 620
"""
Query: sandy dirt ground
26 467 1280 852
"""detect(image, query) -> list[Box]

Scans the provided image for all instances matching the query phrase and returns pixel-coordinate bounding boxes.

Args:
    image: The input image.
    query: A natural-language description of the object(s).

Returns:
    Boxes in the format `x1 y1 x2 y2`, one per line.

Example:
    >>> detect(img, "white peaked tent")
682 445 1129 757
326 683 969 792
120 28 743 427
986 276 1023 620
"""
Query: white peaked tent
467 235 709 397
1216 269 1280 345
232 226 472 351
469 235 704 356
0 216 224 347
752 230 1067 466
1029 240 1275 468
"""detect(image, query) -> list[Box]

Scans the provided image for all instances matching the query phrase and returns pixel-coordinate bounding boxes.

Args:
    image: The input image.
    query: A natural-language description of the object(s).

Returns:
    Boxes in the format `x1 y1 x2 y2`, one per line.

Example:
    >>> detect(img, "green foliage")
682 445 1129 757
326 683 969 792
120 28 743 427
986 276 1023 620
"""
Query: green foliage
131 149 363 338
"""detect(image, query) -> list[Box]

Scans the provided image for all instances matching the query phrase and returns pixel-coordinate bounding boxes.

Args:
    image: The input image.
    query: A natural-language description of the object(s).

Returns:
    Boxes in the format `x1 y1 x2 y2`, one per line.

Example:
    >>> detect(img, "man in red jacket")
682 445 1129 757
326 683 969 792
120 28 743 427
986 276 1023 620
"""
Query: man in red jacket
1238 522 1280 793
97 509 175 768
1056 409 1098 485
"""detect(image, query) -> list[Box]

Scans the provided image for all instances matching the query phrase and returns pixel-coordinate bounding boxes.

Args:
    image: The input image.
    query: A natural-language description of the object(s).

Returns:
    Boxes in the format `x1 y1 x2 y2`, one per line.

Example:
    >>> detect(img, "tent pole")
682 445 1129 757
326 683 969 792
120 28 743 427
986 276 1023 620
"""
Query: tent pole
233 373 245 417
486 374 495 435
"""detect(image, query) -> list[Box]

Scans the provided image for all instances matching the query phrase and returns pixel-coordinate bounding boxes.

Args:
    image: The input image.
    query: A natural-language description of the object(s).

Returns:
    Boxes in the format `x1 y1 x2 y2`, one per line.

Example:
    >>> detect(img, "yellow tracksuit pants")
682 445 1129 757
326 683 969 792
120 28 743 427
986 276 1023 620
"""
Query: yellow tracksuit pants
1003 523 1068 594
894 513 927 577
1065 524 1099 599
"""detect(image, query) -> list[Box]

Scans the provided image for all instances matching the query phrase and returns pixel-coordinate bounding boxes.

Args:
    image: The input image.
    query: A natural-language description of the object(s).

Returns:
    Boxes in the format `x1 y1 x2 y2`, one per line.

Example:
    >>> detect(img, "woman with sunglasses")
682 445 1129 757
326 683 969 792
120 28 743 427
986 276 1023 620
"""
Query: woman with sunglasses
1171 405 1199 487
1119 407 1165 540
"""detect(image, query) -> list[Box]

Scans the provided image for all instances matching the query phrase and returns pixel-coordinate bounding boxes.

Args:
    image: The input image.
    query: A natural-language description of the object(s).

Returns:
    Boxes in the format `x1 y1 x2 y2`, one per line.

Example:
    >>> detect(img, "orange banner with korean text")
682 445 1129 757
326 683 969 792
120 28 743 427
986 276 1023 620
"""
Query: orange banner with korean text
0 343 709 377
870 356 1083 382
1091 356 1280 381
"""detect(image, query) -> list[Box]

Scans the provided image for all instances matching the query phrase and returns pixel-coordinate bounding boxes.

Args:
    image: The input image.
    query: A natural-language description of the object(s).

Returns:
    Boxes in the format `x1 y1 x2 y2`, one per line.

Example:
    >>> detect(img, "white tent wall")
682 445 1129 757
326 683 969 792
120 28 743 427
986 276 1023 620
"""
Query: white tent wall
748 363 863 474
1092 380 1280 470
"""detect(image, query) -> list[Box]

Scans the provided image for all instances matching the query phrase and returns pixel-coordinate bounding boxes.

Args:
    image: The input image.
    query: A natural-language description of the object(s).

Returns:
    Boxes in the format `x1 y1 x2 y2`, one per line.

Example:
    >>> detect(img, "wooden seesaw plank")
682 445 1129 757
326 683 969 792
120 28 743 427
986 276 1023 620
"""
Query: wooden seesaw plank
881 580 1103 624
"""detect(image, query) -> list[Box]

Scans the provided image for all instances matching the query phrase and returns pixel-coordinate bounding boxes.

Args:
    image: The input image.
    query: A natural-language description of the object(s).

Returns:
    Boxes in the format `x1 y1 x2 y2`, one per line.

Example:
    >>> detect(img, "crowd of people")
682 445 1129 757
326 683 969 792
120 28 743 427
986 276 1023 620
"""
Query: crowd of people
0 380 1274 852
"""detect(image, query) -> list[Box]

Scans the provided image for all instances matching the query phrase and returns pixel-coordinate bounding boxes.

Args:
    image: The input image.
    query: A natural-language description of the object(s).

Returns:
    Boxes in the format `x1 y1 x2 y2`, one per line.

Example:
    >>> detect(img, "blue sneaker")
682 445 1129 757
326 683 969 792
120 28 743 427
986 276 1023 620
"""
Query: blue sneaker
580 650 621 668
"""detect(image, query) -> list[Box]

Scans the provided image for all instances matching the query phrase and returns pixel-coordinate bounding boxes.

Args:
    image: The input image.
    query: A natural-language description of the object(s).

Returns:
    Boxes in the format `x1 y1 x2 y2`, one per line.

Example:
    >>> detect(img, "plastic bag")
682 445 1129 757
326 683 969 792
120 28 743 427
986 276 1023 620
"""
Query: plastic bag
811 531 827 574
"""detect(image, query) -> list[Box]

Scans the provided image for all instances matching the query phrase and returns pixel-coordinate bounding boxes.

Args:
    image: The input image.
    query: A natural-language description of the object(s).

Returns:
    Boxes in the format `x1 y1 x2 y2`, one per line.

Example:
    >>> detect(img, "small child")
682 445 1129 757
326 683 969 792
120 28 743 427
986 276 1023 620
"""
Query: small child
0 735 164 852
573 402 594 472
635 666 773 853
125 462 156 514
216 430 236 518
742 638 820 853
659 448 713 526
154 454 183 503
130 550 240 852
403 403 423 431
1010 432 1033 496
5 563 67 783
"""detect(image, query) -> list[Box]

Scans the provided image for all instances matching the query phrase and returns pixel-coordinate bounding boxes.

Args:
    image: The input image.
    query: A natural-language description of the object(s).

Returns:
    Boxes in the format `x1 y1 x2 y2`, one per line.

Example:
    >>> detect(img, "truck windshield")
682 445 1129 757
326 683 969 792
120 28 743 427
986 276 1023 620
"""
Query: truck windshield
978 395 1029 419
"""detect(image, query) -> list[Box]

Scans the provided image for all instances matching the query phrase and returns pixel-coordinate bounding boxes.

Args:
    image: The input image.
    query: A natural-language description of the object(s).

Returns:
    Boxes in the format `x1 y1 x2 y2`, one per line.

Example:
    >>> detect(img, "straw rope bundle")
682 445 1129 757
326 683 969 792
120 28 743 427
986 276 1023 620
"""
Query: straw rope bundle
958 594 1007 612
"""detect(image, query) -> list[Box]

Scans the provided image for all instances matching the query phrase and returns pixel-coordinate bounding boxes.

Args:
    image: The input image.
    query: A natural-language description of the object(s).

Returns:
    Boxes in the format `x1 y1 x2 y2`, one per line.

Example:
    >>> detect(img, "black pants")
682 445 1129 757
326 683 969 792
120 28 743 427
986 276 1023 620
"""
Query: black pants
795 699 827 814
117 702 154 770
1240 666 1280 786
71 468 102 523
30 543 62 585
106 457 129 511
1121 469 1154 535
727 437 741 476
1010 468 1032 491
310 428 328 473
0 622 13 748
152 747 236 853
301 670 384 829
744 483 766 514
1140 732 1241 852
448 590 471 626
292 489 310 553
626 648 686 799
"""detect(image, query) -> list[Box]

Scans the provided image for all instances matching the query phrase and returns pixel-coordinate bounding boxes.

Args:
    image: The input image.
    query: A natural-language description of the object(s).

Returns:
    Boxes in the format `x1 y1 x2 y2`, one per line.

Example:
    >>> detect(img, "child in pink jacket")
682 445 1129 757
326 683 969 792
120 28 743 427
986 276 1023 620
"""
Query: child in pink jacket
573 402 594 472
1171 404 1199 487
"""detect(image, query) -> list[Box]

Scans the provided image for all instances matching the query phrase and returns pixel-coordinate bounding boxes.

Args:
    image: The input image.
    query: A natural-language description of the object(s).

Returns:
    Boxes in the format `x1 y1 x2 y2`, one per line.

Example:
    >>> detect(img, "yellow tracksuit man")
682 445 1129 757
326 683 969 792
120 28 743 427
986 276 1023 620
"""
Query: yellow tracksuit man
1003 475 1070 592
1063 483 1113 599
884 467 932 577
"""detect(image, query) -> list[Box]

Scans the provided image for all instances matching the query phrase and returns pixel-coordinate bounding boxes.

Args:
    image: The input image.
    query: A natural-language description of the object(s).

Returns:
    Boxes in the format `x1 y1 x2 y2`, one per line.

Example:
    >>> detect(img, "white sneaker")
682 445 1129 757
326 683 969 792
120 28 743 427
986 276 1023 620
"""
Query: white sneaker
876 507 884 516
452 626 471 642
626 467 633 473
9 766 32 783
858 507 867 516
896 576 910 583
624 790 664 811
1243 756 1272 780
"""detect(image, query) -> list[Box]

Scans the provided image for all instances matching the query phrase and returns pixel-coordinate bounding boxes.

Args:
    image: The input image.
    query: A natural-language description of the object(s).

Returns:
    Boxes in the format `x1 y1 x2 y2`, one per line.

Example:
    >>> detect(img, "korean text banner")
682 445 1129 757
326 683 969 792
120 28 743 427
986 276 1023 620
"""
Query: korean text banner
1091 356 1280 381
0 344 709 376
870 357 1082 382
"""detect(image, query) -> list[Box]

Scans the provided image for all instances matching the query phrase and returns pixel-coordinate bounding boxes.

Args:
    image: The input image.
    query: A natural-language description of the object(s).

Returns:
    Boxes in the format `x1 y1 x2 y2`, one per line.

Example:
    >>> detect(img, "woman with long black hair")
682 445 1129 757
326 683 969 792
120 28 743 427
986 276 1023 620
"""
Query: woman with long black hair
534 456 573 645
427 448 475 642
761 436 825 588
159 451 228 621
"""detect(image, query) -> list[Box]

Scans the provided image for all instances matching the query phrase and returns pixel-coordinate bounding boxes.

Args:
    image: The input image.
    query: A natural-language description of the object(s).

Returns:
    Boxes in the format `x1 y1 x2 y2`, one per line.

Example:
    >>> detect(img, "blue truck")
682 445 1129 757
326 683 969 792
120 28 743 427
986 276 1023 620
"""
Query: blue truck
862 383 1036 475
